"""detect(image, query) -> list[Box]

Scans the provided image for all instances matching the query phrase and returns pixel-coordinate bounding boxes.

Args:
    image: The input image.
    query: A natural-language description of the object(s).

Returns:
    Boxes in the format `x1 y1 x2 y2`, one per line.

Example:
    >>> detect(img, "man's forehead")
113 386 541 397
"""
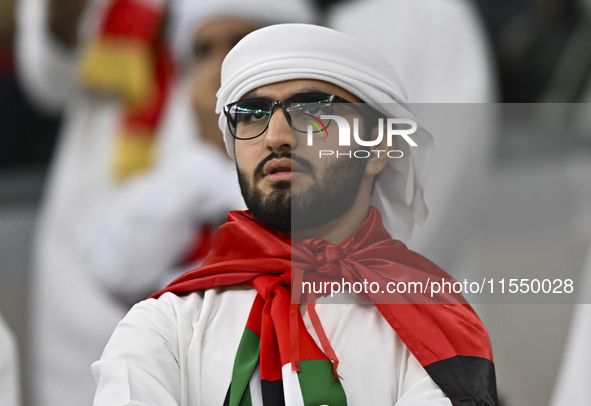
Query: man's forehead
241 79 363 102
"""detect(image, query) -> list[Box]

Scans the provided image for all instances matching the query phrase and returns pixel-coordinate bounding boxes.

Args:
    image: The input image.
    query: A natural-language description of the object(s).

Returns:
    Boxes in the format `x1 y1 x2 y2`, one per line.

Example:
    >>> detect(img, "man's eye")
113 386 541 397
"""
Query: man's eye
298 103 331 117
237 109 268 124
306 105 329 115
248 111 268 122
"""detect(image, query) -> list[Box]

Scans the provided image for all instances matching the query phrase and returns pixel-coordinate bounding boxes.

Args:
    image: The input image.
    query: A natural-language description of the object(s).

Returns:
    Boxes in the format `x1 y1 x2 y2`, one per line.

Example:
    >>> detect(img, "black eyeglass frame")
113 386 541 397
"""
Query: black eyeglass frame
223 92 375 141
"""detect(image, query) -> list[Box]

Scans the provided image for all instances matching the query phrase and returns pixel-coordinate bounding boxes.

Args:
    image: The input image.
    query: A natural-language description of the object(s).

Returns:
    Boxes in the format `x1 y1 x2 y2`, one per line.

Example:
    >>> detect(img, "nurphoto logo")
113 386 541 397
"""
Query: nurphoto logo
305 113 418 159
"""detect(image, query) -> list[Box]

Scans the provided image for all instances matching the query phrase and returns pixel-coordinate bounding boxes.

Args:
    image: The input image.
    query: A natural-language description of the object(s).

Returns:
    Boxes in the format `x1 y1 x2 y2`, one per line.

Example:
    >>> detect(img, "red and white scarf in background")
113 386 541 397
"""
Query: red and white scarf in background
77 0 175 180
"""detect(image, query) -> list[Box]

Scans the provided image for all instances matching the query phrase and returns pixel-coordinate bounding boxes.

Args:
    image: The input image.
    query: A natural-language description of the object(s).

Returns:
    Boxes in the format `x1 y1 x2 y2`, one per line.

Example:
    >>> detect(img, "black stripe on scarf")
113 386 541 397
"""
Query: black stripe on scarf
261 379 284 405
424 355 498 406
223 380 285 406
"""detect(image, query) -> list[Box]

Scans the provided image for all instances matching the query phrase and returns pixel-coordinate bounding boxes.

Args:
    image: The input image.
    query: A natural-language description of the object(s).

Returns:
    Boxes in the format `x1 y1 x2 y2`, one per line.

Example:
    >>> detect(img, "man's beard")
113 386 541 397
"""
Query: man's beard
237 150 368 234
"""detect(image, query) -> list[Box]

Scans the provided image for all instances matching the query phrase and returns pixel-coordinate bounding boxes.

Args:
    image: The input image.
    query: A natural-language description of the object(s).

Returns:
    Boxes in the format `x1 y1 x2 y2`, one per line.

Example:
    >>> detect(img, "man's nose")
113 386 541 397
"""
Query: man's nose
263 106 296 152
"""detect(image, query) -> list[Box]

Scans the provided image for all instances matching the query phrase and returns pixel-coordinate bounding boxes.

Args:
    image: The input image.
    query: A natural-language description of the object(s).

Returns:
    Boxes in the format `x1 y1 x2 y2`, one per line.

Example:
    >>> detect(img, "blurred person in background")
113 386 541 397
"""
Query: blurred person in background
16 0 195 404
15 0 311 406
0 312 20 406
328 0 497 280
81 0 314 306
329 0 495 104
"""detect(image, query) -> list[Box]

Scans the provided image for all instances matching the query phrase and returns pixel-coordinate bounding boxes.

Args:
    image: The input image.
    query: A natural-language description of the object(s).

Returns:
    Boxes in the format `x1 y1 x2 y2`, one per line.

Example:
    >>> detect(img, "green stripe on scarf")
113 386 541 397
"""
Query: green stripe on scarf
239 386 253 406
298 359 347 406
230 328 260 406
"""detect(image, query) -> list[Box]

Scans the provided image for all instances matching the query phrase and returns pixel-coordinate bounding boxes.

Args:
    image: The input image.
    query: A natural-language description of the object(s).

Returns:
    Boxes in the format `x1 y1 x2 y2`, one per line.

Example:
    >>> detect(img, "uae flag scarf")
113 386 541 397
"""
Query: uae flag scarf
151 208 497 406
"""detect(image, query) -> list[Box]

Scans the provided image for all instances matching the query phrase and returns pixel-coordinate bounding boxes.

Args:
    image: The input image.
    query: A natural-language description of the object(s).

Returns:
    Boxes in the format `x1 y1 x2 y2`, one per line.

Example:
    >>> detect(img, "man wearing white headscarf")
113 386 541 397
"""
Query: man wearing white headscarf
0 313 20 406
93 24 497 406
16 0 312 405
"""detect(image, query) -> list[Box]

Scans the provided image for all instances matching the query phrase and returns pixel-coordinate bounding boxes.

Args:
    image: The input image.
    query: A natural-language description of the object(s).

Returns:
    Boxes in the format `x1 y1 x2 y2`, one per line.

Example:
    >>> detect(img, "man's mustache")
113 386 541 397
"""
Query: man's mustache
254 150 313 179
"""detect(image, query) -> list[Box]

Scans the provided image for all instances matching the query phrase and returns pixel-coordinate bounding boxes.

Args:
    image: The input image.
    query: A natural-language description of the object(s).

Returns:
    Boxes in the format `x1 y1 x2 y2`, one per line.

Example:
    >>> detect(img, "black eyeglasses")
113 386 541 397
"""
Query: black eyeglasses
223 92 354 140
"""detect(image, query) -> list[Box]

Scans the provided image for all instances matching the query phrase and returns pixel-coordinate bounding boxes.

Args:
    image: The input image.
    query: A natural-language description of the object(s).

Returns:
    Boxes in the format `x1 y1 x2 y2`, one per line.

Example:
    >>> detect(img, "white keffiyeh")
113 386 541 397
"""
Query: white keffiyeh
216 23 432 242
170 0 314 66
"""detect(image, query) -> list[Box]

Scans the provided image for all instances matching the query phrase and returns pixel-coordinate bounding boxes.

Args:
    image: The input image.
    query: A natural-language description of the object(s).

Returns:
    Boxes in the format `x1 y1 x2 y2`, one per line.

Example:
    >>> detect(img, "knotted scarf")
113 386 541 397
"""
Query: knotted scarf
152 208 497 405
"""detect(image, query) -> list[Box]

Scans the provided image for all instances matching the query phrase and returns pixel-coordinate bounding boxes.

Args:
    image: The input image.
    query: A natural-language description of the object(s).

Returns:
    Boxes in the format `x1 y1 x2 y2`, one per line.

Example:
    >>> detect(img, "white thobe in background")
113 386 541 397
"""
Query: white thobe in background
15 0 197 403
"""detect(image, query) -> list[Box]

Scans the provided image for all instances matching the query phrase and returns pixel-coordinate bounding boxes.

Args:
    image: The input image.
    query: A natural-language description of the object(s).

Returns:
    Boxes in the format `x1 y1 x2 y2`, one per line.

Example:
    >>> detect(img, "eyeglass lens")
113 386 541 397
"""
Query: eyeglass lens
227 93 335 139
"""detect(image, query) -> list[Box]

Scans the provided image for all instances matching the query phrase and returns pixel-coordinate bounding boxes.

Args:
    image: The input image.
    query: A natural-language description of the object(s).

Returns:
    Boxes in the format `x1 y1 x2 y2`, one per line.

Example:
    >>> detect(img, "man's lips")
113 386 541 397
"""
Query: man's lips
262 158 305 181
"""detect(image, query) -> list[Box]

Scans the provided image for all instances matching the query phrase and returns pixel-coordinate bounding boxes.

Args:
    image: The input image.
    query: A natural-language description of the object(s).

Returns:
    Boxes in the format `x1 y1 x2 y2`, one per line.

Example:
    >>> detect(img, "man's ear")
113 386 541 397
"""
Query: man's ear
364 124 396 177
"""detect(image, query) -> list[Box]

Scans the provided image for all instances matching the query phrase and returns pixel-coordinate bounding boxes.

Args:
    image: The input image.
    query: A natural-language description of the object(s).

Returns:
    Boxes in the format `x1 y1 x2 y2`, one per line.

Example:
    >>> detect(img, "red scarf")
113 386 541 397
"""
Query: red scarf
152 208 497 405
